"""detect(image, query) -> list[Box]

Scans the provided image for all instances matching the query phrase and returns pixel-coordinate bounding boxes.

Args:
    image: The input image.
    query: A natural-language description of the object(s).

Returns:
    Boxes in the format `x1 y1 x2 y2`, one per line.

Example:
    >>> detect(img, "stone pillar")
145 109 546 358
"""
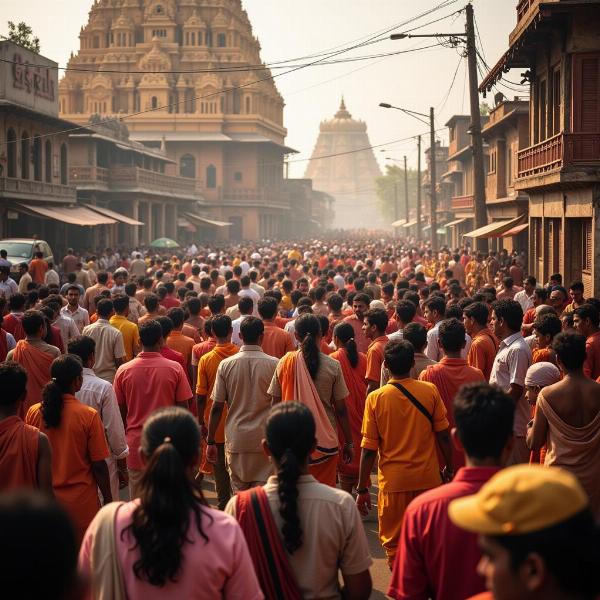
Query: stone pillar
160 203 166 238
131 198 139 248
146 201 153 246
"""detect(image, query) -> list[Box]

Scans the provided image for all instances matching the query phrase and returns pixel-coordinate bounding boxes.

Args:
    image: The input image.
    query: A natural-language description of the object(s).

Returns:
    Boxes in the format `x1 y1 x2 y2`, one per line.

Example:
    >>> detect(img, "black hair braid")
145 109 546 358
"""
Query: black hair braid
277 448 302 554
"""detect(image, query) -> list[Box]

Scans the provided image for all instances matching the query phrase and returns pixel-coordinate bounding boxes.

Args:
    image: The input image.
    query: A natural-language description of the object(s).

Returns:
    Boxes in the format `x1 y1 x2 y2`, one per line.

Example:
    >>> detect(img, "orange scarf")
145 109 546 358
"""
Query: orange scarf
279 351 338 464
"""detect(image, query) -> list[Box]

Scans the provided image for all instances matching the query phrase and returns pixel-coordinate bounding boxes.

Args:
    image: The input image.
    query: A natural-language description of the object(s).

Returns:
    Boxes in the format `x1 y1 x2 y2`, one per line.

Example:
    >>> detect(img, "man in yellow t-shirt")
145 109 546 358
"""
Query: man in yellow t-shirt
356 339 454 567
109 295 140 362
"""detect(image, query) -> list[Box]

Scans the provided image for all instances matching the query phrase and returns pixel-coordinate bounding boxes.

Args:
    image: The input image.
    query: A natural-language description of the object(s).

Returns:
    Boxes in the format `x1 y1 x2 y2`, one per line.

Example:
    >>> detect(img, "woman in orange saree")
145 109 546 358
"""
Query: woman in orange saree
331 322 368 494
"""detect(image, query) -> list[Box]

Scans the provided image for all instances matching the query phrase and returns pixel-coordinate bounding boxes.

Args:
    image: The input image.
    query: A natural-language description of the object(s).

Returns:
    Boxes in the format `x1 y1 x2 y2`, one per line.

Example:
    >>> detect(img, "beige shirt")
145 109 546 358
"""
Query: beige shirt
211 345 278 453
6 338 61 361
82 319 126 383
225 475 372 600
268 352 349 431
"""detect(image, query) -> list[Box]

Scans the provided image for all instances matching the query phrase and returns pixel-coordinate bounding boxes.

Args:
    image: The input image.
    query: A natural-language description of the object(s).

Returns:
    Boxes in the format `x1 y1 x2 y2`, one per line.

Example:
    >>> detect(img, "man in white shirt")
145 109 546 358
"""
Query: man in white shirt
424 296 471 360
489 298 532 465
231 297 254 346
45 297 80 349
248 271 265 298
129 253 147 279
513 275 536 313
17 263 32 294
45 262 60 287
60 285 90 333
238 275 260 315
0 267 18 300
69 335 129 501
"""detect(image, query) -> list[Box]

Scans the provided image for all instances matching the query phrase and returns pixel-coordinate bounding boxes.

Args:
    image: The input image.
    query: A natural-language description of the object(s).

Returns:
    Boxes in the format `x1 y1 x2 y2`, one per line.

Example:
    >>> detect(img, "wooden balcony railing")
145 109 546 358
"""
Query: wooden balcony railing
0 176 76 201
451 194 474 210
70 165 110 185
517 0 538 23
108 166 200 196
517 132 600 178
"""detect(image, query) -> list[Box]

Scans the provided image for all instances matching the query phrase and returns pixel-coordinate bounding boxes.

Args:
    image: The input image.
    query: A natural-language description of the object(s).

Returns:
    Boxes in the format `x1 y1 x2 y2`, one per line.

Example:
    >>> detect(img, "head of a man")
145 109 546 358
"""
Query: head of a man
21 310 46 339
212 314 232 343
423 296 446 326
549 286 568 313
240 316 264 346
532 288 547 308
573 303 599 338
523 276 536 297
352 293 371 321
67 335 96 369
395 300 417 328
139 320 163 351
438 318 466 355
491 299 523 340
0 362 28 413
552 331 587 375
362 308 388 341
568 281 584 306
533 313 562 350
449 465 599 600
65 286 80 308
383 340 414 378
238 296 254 316
463 301 489 336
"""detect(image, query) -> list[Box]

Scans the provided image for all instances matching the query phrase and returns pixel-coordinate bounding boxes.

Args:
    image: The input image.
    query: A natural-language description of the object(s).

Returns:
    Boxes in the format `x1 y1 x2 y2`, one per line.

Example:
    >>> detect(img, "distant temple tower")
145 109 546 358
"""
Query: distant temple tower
305 98 382 229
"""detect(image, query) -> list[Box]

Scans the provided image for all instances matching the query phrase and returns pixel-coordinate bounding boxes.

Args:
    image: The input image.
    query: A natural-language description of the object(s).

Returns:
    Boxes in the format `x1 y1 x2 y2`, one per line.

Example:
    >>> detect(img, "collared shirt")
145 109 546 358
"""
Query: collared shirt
426 322 471 361
45 269 60 287
114 352 192 470
212 345 278 452
225 475 372 600
513 289 534 312
76 367 128 460
489 331 532 436
109 315 139 362
61 304 90 333
239 287 260 314
127 297 145 324
366 335 388 382
467 328 498 381
0 277 18 300
260 322 295 359
362 377 448 492
54 313 81 349
82 319 126 383
389 467 500 600
231 314 252 346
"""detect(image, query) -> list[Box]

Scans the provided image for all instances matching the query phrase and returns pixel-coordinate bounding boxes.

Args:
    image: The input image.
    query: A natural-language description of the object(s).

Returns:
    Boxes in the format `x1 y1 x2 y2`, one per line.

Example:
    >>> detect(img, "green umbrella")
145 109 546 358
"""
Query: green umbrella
150 237 180 249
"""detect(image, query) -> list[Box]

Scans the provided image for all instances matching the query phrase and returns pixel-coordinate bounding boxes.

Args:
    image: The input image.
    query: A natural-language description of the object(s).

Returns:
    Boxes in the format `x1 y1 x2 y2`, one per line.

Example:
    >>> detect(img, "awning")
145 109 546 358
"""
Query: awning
84 204 144 226
463 215 526 239
177 217 197 233
391 219 406 228
446 217 470 227
501 223 529 237
17 204 117 226
184 213 232 228
402 219 418 229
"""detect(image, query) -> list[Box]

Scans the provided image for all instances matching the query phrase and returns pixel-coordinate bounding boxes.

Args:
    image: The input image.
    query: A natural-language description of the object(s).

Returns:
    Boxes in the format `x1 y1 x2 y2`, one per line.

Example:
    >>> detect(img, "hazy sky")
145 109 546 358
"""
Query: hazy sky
3 0 523 177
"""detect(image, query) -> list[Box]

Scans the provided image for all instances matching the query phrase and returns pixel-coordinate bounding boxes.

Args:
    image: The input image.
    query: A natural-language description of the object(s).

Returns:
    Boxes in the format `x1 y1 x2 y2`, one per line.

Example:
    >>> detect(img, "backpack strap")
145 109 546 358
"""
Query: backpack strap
390 381 433 427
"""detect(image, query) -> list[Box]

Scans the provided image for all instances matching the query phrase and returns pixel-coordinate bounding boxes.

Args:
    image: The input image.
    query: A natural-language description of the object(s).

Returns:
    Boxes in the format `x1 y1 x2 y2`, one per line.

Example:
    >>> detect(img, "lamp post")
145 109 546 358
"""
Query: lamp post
379 102 437 252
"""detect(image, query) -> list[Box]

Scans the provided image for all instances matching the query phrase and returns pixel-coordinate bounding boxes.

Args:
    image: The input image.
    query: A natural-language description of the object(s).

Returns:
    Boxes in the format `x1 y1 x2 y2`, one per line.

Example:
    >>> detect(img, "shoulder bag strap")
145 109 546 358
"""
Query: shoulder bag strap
390 381 433 427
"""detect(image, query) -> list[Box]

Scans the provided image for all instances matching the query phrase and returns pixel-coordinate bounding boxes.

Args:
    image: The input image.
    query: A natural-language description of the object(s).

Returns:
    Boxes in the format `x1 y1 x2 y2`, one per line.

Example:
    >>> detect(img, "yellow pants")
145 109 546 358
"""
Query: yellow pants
378 489 428 568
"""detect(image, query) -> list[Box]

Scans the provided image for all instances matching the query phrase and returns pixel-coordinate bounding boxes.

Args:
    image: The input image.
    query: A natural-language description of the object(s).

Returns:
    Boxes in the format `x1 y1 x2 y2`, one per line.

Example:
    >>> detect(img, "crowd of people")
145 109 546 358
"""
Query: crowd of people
0 238 599 600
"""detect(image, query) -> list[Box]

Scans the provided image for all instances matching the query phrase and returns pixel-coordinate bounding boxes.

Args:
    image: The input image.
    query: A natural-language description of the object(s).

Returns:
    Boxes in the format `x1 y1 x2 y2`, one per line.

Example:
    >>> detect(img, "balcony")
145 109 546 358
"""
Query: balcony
109 167 202 199
0 176 76 203
517 132 600 180
451 194 474 210
219 187 290 209
70 166 110 189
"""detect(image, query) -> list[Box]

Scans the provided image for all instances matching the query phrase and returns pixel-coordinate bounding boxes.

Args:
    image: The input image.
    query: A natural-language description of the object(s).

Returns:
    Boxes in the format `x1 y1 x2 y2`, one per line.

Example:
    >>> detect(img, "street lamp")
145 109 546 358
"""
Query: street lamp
380 102 435 249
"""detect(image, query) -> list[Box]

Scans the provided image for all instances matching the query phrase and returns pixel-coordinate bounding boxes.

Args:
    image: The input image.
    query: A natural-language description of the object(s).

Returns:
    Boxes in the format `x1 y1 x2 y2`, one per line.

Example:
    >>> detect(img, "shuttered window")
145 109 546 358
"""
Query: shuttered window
583 218 593 273
572 53 600 132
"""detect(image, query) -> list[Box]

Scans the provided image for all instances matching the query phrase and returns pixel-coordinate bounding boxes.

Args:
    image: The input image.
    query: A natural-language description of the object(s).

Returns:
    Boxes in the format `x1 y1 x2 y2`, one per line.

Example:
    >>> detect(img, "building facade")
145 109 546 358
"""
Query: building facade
304 98 382 229
481 0 600 296
59 0 294 240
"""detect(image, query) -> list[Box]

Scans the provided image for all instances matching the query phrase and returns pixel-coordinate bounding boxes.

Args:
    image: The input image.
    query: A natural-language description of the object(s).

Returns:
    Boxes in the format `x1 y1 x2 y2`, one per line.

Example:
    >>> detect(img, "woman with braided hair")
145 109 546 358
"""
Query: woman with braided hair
226 402 373 599
268 313 354 486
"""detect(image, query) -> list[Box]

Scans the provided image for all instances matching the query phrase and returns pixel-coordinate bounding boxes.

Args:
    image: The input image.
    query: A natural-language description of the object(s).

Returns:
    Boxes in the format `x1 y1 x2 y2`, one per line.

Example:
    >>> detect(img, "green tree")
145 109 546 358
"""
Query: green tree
376 164 420 223
4 21 40 53
480 101 491 116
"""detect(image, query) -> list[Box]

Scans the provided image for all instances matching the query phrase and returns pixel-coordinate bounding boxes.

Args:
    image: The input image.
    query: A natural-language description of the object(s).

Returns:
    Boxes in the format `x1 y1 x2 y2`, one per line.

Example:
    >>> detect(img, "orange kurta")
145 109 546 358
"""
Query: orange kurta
12 341 55 418
331 348 367 479
365 336 388 383
467 328 498 380
261 323 295 359
0 416 39 492
25 395 109 541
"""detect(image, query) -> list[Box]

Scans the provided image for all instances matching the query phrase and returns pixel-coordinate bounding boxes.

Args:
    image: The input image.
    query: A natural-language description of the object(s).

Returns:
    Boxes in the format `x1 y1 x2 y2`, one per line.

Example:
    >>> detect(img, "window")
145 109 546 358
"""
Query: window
180 154 196 179
234 171 242 182
217 33 226 47
45 140 52 183
155 4 163 14
197 32 202 45
151 96 158 109
506 143 513 185
206 165 217 188
191 32 195 45
33 136 42 181
93 35 100 49
583 218 593 272
538 78 547 142
7 128 16 178
206 29 213 47
21 132 30 179
245 96 251 114
489 149 496 173
60 143 68 185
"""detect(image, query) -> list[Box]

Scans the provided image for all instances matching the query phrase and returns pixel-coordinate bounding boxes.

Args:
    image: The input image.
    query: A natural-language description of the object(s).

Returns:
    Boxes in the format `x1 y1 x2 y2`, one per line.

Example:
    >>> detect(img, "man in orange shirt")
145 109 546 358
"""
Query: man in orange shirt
166 307 196 384
257 296 295 359
196 314 238 509
419 318 486 467
28 251 48 285
363 308 389 394
0 361 53 494
356 340 453 567
574 303 600 379
464 302 499 380
343 292 371 353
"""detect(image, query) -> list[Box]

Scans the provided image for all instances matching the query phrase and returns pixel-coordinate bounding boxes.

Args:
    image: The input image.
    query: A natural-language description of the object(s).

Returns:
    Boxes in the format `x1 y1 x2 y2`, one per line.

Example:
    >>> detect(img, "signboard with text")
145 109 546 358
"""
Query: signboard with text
0 41 59 117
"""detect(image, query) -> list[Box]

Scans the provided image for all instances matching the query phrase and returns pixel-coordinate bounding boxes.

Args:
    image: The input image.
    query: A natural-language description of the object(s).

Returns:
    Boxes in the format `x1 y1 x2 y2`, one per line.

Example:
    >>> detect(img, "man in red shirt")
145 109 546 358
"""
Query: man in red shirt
343 292 371 353
573 303 600 379
388 382 515 600
114 320 193 499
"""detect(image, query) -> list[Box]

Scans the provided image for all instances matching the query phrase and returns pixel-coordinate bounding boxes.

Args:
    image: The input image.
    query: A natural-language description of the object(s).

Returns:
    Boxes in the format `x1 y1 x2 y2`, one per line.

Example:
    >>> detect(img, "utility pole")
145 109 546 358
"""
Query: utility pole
416 135 422 242
466 2 487 253
403 155 409 223
393 181 399 223
429 106 438 254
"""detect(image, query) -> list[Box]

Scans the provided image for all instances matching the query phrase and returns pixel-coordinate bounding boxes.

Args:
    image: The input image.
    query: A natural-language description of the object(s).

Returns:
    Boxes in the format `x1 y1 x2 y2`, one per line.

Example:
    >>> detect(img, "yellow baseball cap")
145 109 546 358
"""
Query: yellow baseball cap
448 465 588 535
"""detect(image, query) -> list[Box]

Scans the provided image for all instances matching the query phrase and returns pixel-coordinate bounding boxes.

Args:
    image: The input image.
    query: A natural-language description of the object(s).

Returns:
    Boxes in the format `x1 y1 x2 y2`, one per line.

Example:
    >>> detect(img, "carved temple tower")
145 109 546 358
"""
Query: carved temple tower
304 98 382 229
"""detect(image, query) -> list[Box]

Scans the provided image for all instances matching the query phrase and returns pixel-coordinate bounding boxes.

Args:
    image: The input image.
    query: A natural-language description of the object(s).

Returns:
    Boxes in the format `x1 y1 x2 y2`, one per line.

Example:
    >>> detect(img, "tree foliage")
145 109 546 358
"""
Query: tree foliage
4 21 40 54
376 164 420 223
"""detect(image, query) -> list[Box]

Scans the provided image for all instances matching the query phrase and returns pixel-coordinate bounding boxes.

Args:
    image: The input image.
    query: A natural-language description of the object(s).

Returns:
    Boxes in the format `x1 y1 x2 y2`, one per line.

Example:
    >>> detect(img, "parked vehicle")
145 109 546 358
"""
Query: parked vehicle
0 239 54 282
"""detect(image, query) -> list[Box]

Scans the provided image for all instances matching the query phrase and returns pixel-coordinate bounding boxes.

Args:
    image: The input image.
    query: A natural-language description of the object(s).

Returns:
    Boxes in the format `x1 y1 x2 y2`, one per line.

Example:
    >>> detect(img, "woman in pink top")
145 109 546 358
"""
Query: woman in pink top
79 407 262 600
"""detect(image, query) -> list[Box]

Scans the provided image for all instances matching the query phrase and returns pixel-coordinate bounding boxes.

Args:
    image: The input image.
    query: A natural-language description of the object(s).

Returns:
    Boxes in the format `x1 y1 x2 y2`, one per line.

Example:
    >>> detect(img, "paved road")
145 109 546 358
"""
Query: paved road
198 478 391 599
